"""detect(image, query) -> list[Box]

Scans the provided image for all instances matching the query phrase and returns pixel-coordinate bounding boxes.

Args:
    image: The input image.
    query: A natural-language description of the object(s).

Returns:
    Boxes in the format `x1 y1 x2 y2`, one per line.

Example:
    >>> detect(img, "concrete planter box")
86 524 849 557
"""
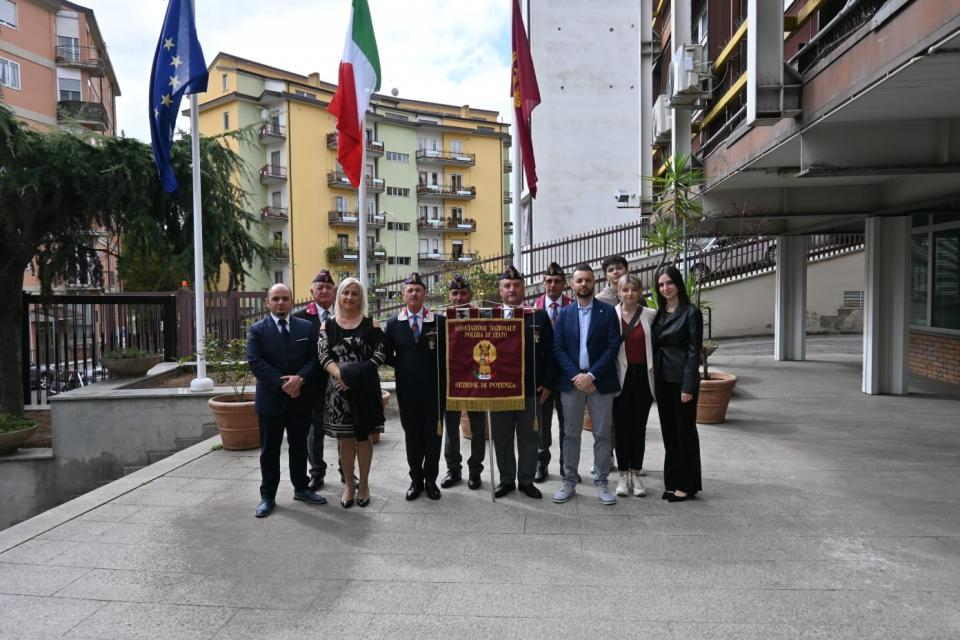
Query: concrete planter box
0 424 39 455
101 355 163 377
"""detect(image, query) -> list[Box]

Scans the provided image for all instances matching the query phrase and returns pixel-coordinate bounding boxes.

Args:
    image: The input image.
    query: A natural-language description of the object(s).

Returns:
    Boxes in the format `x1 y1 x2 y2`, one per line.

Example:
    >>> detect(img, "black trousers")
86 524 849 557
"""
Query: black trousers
258 409 310 500
655 380 702 494
444 410 487 475
308 405 343 480
491 397 538 486
613 364 654 471
399 401 442 484
537 392 565 469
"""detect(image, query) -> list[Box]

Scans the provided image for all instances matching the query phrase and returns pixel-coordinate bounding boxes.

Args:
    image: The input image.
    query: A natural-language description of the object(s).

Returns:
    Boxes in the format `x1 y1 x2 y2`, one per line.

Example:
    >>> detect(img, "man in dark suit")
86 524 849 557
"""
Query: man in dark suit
247 283 326 518
533 261 572 482
552 263 622 506
383 272 446 501
292 270 341 490
490 265 556 500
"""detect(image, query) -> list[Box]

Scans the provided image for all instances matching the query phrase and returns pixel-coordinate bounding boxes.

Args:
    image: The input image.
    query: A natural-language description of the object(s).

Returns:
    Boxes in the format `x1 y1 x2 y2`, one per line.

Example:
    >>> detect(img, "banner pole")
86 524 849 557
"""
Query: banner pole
486 411 496 502
189 92 213 393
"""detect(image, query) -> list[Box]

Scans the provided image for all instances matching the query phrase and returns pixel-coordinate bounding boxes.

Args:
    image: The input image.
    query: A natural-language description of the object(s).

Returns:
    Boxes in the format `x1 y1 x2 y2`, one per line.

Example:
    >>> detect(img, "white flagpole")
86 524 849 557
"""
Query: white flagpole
189 92 214 392
358 117 369 291
511 117 522 268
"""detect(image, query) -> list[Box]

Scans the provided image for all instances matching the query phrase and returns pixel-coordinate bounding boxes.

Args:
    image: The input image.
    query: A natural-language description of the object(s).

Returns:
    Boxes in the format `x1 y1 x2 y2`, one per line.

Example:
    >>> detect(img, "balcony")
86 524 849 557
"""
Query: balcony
415 149 476 166
57 100 109 131
415 184 476 201
328 211 386 229
268 243 290 262
503 191 513 204
327 171 385 193
55 45 105 77
259 122 286 143
417 251 479 264
326 132 385 157
260 206 289 221
416 217 477 233
260 164 287 184
503 160 513 173
326 246 387 264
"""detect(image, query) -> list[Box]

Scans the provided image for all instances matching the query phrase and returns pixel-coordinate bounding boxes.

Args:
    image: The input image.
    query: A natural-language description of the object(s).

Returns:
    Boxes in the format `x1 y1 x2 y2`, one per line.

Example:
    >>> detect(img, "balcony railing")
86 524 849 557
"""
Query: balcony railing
503 160 513 173
261 206 289 220
268 244 290 261
57 100 109 131
415 184 477 200
328 211 386 228
260 164 288 183
416 218 477 232
417 251 479 263
55 45 105 76
326 132 385 156
259 122 286 142
327 171 385 192
503 191 513 204
415 149 476 165
328 247 387 263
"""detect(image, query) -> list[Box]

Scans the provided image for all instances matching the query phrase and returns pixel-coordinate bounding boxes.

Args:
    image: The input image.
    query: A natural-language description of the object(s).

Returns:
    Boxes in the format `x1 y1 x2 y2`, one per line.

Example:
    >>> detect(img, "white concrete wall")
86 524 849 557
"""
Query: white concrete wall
527 0 641 243
707 251 865 338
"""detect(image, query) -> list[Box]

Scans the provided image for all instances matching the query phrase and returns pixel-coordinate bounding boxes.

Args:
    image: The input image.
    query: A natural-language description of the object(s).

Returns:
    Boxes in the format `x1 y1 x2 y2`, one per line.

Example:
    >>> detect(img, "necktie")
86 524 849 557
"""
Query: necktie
410 315 420 341
278 318 290 343
549 302 559 327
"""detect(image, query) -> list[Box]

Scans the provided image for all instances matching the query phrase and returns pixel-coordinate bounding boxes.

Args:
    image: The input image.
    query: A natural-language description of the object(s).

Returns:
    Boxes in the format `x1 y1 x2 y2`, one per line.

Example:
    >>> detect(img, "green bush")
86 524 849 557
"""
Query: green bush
0 413 36 434
200 338 252 399
101 348 153 360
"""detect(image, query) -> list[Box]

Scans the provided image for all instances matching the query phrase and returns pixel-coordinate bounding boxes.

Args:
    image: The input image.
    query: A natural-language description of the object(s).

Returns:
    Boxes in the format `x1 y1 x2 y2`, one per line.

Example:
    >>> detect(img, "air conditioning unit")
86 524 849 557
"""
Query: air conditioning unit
668 43 712 108
653 94 672 144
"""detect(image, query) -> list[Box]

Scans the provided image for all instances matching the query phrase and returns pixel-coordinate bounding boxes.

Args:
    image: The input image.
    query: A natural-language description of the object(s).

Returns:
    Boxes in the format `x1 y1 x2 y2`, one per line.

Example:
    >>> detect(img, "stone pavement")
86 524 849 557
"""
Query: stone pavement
1 335 958 639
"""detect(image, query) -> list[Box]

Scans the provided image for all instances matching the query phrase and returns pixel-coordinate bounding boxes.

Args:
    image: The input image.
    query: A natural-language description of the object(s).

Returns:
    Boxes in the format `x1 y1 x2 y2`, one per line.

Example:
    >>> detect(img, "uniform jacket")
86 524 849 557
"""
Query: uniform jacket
491 305 557 395
292 302 333 407
534 293 572 311
652 303 703 395
383 307 446 412
553 298 622 395
614 303 656 397
246 314 319 416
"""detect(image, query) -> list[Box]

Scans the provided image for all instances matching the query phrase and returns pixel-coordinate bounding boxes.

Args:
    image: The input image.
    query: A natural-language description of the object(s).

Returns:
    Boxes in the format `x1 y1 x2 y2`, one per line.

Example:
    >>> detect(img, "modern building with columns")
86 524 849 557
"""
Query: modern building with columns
646 0 960 394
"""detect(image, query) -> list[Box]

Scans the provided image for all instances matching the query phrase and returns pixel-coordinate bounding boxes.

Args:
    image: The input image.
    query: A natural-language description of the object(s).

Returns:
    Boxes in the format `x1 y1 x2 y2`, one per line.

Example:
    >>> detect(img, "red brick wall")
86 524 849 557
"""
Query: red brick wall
909 331 960 384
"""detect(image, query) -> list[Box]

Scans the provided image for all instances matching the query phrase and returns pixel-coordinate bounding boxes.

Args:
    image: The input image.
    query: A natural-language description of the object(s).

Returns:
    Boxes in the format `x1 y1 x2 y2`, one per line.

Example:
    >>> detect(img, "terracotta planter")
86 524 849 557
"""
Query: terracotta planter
583 406 593 432
697 371 737 424
0 423 39 455
460 411 490 440
102 355 164 378
208 393 259 450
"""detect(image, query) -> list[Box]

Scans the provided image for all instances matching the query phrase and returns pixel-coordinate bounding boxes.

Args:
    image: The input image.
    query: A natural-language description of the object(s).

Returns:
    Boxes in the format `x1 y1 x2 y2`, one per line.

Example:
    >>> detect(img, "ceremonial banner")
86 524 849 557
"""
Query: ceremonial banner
446 318 525 411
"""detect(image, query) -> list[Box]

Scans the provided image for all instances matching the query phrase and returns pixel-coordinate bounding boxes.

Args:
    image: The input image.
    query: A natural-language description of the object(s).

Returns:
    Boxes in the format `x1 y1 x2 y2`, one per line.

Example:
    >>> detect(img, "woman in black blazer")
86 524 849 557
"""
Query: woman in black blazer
652 266 703 502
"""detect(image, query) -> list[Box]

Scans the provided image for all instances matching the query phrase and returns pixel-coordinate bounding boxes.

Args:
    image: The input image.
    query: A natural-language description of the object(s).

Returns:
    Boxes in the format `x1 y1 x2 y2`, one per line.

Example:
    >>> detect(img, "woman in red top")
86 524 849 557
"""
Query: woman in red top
613 275 657 497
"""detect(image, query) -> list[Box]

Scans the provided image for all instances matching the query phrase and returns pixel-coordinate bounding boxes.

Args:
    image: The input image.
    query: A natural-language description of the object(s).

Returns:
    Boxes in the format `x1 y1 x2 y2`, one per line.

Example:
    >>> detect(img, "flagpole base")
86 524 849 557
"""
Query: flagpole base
190 377 215 392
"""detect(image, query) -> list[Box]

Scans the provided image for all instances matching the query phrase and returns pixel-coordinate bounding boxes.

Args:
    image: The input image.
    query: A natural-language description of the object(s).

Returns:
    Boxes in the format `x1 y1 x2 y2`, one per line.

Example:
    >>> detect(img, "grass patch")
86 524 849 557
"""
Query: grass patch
0 413 37 434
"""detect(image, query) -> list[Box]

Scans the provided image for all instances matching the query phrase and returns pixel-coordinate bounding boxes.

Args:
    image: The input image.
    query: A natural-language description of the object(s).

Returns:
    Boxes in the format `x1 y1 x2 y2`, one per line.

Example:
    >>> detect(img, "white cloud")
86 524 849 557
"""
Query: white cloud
81 0 515 142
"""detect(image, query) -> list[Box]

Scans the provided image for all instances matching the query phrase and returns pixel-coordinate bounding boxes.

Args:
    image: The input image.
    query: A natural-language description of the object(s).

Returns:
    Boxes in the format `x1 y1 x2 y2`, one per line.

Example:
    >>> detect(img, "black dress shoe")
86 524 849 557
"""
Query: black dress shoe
518 483 542 499
440 470 461 489
425 481 442 500
255 499 275 518
533 466 547 483
494 482 516 498
467 474 481 490
661 491 674 500
340 496 354 508
357 496 370 508
405 482 423 501
667 492 691 503
308 476 324 491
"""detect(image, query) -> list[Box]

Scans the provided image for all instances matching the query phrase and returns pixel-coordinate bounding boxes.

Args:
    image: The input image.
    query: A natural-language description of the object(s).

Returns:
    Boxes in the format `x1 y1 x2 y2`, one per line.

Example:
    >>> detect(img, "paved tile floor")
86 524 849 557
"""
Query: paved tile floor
1 336 958 639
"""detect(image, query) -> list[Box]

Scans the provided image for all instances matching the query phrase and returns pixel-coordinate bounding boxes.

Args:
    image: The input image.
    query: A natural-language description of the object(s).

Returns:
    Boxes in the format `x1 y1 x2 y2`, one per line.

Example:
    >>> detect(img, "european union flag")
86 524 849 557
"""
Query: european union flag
149 0 208 193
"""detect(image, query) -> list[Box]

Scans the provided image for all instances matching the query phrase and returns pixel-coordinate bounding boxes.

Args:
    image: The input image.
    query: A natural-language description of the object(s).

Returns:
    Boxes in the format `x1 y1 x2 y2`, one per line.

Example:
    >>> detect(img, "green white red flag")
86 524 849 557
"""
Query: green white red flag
328 0 381 188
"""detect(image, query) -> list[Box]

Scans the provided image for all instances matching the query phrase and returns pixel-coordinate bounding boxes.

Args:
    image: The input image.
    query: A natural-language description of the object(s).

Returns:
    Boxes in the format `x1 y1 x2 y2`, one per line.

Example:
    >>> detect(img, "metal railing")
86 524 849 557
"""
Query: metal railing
260 206 288 220
55 45 105 76
259 164 287 180
415 149 476 164
415 184 476 198
259 122 286 138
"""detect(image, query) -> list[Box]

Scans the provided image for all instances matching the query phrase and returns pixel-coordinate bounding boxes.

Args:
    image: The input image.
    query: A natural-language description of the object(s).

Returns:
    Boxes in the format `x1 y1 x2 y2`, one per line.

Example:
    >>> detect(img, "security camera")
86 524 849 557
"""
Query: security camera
614 189 631 204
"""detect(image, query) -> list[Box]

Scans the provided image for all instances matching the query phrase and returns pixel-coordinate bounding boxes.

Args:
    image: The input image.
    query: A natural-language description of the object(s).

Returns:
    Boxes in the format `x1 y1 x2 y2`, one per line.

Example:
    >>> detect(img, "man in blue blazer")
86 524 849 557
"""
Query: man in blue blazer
246 283 326 518
552 263 622 505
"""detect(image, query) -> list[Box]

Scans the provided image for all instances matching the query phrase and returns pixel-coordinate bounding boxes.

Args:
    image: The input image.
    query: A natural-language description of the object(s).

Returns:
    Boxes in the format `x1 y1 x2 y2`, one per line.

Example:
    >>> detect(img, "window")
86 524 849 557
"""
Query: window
0 0 16 28
387 222 410 231
222 111 230 130
911 235 929 325
694 5 708 48
451 207 463 221
57 35 80 61
388 256 411 265
386 151 409 163
271 191 282 208
932 229 960 330
58 77 81 101
0 57 20 90
273 271 283 284
337 234 348 248
272 231 283 244
431 206 440 220
450 174 463 190
385 186 409 197
294 89 316 100
450 140 462 154
334 195 348 212
222 73 228 91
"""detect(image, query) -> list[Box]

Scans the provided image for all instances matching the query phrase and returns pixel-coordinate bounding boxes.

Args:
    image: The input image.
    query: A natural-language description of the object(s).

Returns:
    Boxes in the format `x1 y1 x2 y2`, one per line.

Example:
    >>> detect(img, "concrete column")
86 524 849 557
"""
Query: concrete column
862 216 911 395
774 235 808 361
639 0 654 209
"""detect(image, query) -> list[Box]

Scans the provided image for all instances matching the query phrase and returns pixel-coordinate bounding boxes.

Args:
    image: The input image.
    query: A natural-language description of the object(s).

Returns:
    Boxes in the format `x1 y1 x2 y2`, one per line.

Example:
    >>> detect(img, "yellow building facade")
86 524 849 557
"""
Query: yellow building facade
194 53 511 301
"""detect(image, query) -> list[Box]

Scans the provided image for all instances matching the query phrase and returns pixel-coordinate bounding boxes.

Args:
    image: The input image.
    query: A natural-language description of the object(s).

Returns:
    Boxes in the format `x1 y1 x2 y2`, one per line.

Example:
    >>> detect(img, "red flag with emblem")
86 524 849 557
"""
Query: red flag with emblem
511 0 540 198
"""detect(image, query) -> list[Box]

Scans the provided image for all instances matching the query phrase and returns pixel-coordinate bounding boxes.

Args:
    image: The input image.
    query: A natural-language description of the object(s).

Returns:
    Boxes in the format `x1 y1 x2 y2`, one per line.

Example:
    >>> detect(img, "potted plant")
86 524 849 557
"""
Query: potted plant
697 339 736 424
0 413 39 455
325 245 344 261
203 338 259 450
101 348 164 378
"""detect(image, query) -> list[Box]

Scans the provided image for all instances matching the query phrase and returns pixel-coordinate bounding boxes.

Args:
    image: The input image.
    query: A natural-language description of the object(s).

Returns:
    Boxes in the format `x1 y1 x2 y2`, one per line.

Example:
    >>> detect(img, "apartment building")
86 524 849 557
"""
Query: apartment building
1 0 121 293
194 52 511 300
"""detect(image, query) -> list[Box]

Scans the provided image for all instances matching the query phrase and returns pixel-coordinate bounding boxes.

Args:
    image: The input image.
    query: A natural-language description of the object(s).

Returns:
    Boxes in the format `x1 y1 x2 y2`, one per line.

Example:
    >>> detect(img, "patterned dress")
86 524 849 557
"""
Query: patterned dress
318 316 386 439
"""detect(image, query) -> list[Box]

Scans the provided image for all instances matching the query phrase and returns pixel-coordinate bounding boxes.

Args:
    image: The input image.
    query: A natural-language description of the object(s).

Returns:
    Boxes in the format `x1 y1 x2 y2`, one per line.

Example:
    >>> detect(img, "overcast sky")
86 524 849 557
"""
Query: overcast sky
82 0 515 141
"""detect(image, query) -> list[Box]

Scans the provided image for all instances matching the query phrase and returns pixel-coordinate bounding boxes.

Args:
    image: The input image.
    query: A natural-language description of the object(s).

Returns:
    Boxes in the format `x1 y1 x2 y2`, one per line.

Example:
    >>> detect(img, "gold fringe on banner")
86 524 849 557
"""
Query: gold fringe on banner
447 397 526 412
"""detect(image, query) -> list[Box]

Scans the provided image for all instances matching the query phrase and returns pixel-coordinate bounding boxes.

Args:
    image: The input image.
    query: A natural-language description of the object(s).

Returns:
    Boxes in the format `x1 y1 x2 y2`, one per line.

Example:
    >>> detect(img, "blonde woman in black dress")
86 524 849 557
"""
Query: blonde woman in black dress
318 278 386 508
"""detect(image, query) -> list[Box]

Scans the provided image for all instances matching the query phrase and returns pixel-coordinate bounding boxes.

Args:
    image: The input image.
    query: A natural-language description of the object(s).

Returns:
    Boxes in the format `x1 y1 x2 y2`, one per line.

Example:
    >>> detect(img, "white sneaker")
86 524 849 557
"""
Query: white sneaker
632 475 647 497
615 472 630 496
635 468 648 477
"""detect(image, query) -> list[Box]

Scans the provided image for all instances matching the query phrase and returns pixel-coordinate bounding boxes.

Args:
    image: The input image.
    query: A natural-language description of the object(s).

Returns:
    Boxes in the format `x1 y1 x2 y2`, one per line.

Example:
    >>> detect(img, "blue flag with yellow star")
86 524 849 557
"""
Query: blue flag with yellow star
149 0 208 193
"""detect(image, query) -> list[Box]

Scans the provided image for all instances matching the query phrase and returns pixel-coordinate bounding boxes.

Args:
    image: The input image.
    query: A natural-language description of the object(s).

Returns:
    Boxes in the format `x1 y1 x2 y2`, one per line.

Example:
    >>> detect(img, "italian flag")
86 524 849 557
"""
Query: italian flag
328 0 381 188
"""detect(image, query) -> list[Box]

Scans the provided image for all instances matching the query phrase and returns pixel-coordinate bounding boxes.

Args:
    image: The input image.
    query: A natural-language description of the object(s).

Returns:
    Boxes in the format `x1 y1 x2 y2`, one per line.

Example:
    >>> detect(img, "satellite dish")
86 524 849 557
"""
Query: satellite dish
391 88 399 97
